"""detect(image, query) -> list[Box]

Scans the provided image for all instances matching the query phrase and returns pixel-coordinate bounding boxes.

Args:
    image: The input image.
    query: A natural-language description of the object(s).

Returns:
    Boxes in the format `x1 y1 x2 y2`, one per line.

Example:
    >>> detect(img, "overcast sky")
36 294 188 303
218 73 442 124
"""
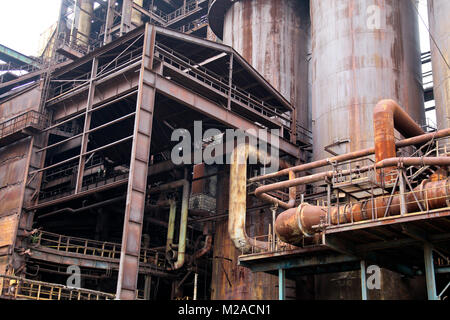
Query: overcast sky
0 0 61 56
0 0 433 57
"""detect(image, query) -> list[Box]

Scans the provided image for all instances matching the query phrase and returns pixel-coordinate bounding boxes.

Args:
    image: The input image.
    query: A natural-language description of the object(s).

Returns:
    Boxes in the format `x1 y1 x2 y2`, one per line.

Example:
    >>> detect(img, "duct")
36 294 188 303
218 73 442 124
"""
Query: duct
77 0 94 47
275 176 450 244
374 99 425 182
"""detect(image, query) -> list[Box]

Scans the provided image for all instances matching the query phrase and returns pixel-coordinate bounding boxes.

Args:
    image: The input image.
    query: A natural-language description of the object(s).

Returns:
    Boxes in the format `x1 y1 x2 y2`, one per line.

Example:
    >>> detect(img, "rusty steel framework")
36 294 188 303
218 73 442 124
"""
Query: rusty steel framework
0 0 449 301
0 16 306 300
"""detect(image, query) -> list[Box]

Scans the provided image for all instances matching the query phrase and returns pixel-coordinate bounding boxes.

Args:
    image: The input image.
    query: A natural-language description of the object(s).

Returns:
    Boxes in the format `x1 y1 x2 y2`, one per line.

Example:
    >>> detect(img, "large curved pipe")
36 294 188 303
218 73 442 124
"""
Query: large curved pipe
229 143 269 253
374 99 425 183
229 143 295 253
276 176 450 244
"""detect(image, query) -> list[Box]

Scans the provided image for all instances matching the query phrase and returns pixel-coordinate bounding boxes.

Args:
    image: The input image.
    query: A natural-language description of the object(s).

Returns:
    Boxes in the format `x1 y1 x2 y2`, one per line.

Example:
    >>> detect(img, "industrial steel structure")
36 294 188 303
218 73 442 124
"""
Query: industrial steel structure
0 0 449 300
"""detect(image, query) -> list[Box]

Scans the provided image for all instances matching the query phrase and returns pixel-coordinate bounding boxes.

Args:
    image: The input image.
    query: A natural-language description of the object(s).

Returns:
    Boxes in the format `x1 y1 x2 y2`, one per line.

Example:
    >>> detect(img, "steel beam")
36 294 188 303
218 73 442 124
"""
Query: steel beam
153 73 299 157
242 253 358 273
120 0 133 36
103 0 116 44
75 58 98 193
116 24 156 300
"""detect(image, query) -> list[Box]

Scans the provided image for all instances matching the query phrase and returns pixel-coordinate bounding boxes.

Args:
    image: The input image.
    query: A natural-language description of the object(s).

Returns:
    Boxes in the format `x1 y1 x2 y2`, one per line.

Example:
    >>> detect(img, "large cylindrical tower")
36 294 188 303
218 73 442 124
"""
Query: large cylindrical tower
210 0 311 133
428 0 450 130
311 0 425 160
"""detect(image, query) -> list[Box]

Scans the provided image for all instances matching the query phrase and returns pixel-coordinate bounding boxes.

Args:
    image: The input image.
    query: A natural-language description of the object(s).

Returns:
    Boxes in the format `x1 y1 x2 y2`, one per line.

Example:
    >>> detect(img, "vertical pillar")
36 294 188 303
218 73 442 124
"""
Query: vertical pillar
103 0 115 44
75 58 98 193
116 24 157 300
278 269 285 300
193 273 198 300
398 169 407 216
424 243 438 300
227 54 233 110
144 275 152 300
120 0 133 36
360 260 367 300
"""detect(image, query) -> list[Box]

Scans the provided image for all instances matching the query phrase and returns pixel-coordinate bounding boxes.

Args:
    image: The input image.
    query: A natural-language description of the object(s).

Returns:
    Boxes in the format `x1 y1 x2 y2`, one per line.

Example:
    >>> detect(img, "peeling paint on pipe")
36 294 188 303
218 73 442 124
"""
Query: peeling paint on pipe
374 99 424 182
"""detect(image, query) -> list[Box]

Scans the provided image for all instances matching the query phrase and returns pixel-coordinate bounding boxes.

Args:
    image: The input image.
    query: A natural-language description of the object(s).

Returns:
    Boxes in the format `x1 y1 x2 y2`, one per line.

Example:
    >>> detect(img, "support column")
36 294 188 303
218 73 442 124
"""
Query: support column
120 0 133 36
278 269 285 300
424 243 438 300
103 0 115 44
398 169 407 216
360 260 367 300
227 53 233 110
116 24 157 300
144 275 152 300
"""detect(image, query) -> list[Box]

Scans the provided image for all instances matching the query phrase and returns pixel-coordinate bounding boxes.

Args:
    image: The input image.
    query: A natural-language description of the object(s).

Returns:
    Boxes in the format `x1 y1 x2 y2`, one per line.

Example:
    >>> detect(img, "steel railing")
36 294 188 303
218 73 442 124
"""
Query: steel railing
0 110 48 139
32 231 166 268
0 274 115 300
154 43 294 135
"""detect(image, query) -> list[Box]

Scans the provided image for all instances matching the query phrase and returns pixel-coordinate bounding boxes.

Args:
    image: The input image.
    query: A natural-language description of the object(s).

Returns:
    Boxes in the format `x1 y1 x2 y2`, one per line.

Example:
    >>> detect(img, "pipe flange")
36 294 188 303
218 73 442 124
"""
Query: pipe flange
342 204 350 224
296 203 315 238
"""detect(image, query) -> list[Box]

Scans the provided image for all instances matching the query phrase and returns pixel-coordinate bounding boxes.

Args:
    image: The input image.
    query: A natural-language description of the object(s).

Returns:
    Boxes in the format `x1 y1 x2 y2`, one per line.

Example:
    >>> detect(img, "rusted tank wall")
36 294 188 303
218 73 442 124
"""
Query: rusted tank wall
211 172 296 300
222 0 311 131
311 0 425 160
428 0 450 130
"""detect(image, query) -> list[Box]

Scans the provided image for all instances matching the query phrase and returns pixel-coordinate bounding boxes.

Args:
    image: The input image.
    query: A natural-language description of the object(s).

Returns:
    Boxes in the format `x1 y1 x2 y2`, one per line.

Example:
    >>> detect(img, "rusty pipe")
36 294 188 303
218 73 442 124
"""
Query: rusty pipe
255 170 297 209
275 177 450 244
249 128 450 184
374 99 425 182
171 179 190 270
149 179 190 270
193 222 212 261
229 143 291 253
229 143 268 253
256 157 450 206
165 199 177 258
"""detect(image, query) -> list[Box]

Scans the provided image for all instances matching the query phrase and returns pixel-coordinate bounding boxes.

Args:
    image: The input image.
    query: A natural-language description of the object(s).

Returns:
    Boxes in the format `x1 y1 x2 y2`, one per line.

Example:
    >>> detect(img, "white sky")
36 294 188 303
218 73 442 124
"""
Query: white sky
0 0 61 56
0 0 433 57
